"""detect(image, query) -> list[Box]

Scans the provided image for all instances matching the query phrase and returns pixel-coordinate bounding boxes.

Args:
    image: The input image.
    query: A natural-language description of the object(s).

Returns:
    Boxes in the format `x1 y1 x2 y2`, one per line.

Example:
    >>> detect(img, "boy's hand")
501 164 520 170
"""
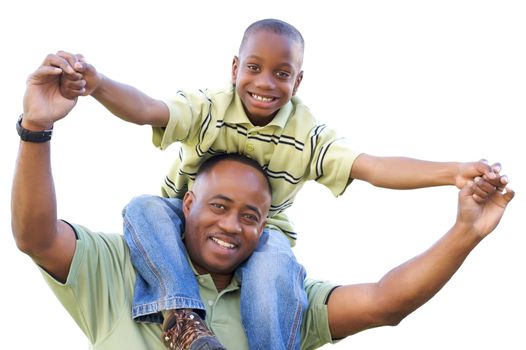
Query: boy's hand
57 51 103 99
456 160 507 190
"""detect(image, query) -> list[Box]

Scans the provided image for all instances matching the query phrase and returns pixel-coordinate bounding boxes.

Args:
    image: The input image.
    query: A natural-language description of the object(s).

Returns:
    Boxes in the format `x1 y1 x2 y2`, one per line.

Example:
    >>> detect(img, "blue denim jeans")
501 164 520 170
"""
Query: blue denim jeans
122 195 307 350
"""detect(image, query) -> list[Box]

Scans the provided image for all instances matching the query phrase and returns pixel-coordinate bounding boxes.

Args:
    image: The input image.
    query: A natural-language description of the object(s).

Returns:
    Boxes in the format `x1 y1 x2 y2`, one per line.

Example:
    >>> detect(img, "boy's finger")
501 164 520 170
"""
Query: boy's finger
490 162 502 174
62 71 84 81
472 177 496 200
56 51 79 71
76 53 86 63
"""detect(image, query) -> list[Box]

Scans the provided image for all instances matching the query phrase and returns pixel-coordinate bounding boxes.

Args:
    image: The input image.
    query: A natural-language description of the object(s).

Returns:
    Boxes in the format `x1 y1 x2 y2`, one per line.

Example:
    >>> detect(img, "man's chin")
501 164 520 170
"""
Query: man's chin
202 258 239 275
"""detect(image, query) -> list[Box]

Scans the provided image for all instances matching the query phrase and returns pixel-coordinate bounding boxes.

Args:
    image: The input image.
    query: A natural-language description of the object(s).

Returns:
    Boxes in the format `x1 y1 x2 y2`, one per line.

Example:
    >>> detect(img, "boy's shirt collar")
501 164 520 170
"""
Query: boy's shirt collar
225 88 292 130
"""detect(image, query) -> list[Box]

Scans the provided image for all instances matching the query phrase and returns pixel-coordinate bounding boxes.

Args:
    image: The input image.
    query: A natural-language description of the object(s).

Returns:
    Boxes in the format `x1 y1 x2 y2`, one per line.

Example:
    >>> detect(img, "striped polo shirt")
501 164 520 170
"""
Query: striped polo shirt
153 85 359 243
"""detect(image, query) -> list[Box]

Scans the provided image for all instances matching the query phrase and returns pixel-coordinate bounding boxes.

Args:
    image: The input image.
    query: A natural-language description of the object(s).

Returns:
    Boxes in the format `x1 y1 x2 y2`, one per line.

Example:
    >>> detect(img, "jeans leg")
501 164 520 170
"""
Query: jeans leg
122 195 205 323
237 229 307 350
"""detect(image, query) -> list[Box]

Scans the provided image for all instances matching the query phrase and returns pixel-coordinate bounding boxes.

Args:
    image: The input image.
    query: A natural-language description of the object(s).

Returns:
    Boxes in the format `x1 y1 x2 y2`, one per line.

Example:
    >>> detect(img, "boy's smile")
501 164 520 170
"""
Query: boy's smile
232 29 303 126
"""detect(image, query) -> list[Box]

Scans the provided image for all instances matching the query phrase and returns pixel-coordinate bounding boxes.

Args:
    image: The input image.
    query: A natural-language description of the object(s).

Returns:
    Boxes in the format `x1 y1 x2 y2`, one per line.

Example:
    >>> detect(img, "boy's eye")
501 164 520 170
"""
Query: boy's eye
276 71 291 79
247 64 259 72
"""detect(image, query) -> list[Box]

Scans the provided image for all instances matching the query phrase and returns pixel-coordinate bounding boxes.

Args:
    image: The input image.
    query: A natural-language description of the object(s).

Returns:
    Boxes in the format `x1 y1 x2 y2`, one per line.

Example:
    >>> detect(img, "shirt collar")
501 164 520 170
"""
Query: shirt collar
186 253 240 292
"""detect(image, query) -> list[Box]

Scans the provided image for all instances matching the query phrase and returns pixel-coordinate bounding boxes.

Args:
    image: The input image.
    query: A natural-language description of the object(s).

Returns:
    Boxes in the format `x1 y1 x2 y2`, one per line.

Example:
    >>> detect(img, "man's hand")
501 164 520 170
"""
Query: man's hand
57 51 103 99
22 54 79 130
457 176 514 238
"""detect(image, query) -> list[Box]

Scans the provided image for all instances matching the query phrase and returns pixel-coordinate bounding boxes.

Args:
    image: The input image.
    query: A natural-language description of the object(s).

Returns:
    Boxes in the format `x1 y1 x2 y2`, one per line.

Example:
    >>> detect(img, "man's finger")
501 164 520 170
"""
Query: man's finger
42 53 75 75
27 65 62 84
503 188 515 204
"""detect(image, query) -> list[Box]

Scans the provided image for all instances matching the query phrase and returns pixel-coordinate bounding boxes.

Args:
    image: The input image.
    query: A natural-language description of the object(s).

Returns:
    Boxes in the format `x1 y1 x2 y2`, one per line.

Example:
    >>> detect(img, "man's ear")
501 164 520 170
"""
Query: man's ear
182 191 195 219
231 56 239 85
292 70 303 96
257 218 267 239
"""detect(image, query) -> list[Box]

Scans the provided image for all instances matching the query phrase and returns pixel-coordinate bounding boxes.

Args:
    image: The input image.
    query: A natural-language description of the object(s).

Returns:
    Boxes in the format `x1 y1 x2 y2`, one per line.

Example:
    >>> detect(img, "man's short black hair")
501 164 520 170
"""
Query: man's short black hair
239 18 305 55
196 153 272 196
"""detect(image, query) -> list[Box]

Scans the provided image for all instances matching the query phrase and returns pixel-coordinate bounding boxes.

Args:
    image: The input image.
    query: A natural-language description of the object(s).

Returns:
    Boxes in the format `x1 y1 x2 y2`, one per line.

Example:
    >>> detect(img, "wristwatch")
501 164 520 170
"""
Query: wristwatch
16 114 53 142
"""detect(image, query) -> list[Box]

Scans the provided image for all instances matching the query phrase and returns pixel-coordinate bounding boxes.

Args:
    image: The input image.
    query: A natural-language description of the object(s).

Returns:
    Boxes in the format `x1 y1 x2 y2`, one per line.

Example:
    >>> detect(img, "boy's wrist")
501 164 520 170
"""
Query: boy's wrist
90 73 105 97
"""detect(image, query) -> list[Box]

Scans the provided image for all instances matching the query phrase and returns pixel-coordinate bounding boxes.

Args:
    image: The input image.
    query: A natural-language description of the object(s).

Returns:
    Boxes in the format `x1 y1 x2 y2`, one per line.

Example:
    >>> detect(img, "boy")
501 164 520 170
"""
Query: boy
59 19 503 350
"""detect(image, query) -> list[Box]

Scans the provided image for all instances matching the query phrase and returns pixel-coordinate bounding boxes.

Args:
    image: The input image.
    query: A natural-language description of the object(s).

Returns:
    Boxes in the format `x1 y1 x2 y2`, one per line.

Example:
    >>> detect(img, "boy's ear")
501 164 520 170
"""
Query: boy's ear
293 70 304 96
231 56 240 84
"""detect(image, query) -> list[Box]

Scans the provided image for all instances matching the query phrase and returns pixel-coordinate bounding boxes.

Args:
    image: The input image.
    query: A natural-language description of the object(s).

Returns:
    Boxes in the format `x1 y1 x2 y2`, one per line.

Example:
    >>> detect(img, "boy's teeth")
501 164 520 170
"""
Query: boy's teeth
252 94 273 102
212 237 235 248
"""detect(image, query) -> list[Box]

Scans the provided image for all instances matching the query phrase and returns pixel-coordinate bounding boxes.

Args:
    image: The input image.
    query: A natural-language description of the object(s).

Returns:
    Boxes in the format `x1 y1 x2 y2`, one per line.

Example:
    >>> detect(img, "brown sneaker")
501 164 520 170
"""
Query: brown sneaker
162 309 226 350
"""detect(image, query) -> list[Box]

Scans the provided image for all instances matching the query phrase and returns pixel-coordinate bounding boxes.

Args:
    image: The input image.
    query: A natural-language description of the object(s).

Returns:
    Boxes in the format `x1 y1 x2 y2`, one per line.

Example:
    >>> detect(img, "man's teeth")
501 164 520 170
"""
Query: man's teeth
251 94 273 102
212 237 235 249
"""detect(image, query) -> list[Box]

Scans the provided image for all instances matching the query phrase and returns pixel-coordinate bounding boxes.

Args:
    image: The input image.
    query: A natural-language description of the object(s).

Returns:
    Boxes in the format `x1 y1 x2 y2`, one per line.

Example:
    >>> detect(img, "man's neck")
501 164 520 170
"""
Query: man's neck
194 264 234 292
210 273 233 292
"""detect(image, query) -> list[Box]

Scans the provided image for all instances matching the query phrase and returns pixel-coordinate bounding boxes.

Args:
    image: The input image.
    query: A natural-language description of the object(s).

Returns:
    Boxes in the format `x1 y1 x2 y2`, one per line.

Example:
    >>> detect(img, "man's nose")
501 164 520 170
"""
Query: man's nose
218 212 242 234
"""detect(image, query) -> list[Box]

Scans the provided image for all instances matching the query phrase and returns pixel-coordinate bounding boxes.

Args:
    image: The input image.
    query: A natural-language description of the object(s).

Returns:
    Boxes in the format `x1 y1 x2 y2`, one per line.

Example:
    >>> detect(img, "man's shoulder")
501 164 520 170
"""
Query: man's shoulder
71 223 126 250
67 223 131 272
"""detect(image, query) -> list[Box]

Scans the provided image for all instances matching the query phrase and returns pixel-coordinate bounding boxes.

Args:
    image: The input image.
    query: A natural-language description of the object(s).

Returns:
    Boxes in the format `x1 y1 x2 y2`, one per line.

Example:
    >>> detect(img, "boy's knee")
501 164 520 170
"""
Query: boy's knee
123 195 160 217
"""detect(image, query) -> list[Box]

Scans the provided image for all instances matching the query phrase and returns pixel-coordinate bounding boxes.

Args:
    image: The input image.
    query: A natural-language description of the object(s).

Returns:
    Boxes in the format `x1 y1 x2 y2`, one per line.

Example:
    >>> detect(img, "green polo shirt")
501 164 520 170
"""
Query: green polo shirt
39 224 338 349
154 85 360 243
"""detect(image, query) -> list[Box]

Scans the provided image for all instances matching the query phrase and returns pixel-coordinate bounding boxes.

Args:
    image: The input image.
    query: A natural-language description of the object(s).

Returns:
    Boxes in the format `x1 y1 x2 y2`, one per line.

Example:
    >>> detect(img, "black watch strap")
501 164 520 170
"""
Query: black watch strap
16 115 53 143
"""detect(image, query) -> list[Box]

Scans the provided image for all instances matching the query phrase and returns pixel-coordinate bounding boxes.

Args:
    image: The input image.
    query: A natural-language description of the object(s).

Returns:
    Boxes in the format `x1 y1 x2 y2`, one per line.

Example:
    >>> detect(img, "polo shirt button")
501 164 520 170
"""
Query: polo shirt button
208 300 214 306
246 143 255 152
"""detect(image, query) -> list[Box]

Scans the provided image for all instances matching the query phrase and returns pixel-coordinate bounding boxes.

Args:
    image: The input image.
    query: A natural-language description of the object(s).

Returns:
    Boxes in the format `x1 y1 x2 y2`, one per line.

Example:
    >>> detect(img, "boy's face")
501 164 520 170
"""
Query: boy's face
232 30 304 126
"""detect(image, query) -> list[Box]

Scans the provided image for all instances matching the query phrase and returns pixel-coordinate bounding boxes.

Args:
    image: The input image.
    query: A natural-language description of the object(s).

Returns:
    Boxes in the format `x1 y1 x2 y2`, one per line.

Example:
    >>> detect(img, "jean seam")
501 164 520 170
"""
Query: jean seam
124 217 168 298
286 265 306 350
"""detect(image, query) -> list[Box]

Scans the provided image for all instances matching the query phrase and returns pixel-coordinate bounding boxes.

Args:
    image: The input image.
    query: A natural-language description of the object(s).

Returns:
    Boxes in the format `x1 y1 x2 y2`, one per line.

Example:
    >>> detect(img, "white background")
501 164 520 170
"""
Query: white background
1 1 525 349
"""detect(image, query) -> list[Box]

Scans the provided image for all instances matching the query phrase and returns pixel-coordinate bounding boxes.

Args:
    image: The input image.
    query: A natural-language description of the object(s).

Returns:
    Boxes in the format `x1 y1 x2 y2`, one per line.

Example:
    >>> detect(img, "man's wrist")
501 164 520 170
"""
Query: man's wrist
450 221 483 246
16 114 53 142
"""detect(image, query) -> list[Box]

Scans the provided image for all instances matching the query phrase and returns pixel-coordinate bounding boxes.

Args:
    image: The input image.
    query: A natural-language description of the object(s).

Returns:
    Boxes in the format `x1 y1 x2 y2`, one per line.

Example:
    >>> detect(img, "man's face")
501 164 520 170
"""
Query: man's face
182 160 271 279
231 30 304 126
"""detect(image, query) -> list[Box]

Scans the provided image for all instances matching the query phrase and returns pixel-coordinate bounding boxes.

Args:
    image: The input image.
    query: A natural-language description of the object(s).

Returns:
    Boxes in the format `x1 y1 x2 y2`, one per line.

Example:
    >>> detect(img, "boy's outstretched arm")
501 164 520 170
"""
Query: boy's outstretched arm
326 178 514 339
350 154 506 189
57 51 169 127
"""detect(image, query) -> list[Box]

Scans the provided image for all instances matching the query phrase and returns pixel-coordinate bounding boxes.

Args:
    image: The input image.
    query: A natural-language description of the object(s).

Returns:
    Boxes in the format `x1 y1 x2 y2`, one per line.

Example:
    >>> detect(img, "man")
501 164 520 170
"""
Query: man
11 55 514 350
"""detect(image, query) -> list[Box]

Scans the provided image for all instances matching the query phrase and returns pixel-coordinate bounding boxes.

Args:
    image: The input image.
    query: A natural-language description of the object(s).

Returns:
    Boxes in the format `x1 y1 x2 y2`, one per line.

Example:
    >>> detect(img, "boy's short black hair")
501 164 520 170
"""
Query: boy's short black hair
196 153 272 195
239 18 304 54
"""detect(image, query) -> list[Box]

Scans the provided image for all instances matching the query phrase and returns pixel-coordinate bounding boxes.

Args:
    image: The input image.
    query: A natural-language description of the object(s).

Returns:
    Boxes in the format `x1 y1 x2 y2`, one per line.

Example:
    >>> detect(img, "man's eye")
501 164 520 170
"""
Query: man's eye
242 214 258 222
211 203 225 210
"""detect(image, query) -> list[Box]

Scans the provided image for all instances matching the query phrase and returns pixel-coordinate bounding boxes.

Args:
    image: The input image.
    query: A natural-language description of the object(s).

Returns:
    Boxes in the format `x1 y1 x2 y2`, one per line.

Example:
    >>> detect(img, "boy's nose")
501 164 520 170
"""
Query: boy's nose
254 72 275 89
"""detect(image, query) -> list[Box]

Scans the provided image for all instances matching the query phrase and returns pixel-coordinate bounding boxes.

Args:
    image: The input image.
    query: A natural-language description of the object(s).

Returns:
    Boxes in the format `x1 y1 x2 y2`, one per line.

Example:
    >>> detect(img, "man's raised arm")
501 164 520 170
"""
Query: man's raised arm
327 177 514 339
11 54 80 282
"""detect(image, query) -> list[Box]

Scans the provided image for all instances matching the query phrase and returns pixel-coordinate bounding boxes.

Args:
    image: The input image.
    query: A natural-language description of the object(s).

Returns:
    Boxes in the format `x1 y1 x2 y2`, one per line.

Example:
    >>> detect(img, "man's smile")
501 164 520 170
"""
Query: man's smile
210 236 237 250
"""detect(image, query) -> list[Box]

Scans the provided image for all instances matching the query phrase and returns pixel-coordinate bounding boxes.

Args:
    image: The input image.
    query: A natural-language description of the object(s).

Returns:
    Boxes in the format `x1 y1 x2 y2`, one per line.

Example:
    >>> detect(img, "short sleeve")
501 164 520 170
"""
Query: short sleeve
153 90 215 150
37 224 133 344
300 278 340 349
307 125 361 197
